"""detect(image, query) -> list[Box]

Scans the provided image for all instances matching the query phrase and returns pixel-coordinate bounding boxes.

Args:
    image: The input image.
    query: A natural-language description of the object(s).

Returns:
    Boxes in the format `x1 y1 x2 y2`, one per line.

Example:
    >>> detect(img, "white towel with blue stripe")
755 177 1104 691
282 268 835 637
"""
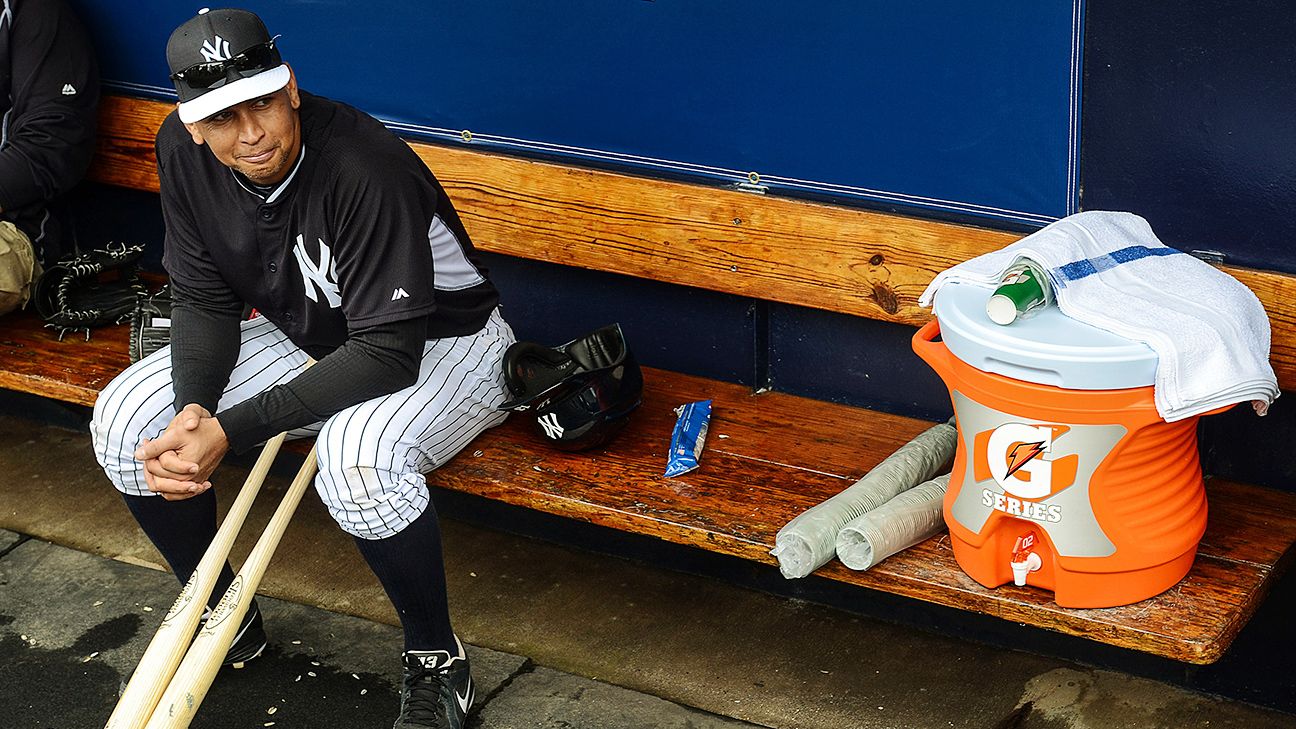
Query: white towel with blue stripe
918 211 1279 422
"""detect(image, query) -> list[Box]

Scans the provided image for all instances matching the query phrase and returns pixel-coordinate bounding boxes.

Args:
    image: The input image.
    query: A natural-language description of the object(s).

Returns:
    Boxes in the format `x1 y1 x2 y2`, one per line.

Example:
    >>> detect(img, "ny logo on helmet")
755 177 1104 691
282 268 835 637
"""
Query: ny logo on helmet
537 412 564 440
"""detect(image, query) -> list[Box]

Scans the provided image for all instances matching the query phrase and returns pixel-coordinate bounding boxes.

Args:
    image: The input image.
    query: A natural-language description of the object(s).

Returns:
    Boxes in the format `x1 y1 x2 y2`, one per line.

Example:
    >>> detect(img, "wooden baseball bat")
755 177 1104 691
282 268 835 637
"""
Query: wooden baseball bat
105 431 288 729
144 444 319 729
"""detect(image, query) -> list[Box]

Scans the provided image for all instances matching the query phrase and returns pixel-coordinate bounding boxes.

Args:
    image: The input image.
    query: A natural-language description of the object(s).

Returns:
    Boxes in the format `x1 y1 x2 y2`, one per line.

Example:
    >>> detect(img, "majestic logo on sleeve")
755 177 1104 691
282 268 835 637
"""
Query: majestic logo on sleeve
200 35 233 63
972 423 1078 523
293 234 342 308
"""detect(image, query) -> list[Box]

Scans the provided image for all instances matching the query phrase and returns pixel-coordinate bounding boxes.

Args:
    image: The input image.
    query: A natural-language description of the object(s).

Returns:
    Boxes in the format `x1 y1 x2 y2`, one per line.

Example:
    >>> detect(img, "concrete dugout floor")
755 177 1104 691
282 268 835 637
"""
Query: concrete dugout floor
1 404 1294 729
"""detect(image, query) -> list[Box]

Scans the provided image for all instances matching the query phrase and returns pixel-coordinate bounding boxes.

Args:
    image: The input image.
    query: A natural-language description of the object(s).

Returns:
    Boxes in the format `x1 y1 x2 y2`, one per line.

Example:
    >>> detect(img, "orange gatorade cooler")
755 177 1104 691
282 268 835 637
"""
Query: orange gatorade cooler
912 281 1222 608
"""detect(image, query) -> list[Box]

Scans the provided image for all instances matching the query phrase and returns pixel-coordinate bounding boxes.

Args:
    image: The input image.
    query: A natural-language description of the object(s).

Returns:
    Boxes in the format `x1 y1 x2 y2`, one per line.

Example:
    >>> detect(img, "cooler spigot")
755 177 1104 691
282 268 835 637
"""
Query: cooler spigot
1010 531 1043 586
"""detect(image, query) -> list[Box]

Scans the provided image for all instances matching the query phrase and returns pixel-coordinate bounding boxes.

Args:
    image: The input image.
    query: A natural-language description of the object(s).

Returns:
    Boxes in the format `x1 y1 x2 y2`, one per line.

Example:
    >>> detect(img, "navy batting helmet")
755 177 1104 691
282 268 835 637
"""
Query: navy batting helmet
499 323 643 451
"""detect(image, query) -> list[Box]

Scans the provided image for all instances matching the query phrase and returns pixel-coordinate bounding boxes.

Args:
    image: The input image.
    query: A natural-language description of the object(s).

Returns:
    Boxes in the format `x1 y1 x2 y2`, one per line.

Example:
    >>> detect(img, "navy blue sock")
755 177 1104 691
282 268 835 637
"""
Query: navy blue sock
351 505 455 653
121 490 236 611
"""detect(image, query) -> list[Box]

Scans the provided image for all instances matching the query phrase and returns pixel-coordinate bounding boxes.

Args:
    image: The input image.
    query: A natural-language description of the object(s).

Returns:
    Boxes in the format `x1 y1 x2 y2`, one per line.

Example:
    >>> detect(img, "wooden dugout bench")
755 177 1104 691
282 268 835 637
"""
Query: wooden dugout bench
6 94 1296 665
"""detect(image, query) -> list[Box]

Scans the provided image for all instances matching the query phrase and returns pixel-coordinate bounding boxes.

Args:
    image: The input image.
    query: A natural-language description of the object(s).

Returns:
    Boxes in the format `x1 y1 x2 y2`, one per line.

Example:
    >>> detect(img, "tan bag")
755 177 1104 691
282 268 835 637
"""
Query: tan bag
0 221 39 316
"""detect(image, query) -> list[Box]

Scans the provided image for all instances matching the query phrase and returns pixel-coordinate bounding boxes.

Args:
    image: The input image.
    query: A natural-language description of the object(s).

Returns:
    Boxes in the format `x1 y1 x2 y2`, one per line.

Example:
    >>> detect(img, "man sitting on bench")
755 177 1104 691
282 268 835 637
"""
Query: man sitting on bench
90 8 513 728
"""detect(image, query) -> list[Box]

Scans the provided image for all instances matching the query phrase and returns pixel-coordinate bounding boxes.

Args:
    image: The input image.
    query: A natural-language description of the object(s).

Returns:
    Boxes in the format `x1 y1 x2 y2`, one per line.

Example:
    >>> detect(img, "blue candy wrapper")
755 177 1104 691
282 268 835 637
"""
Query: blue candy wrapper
665 399 712 477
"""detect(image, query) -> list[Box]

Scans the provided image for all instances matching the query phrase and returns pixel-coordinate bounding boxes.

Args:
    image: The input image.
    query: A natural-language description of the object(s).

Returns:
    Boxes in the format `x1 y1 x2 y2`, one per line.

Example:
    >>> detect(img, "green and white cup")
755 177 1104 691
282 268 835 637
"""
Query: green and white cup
985 261 1052 325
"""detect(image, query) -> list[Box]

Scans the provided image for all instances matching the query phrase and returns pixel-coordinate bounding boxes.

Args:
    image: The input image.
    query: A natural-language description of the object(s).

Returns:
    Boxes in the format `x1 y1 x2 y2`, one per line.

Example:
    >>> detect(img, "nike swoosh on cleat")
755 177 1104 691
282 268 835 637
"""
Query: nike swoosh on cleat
455 681 473 714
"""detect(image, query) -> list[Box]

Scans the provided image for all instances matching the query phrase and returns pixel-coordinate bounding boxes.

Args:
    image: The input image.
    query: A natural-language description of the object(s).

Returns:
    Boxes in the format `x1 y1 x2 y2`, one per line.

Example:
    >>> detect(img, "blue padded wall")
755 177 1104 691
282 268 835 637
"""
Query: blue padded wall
71 0 1081 227
1081 1 1296 271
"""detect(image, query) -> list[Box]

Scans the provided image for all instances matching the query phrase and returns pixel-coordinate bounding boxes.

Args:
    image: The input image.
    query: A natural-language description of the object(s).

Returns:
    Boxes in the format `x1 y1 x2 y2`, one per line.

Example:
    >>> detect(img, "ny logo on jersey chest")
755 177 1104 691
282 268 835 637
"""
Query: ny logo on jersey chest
293 234 341 308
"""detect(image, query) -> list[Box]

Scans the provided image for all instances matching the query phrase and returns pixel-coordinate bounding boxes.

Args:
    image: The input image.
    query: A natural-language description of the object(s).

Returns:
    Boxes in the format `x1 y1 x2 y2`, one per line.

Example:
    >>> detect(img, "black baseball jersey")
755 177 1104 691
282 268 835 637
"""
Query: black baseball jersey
157 90 498 359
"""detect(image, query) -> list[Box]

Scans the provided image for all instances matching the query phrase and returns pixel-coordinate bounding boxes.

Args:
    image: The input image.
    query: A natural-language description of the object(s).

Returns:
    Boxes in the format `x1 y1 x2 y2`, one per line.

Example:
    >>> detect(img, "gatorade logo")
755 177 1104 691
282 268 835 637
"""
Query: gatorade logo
973 423 1079 523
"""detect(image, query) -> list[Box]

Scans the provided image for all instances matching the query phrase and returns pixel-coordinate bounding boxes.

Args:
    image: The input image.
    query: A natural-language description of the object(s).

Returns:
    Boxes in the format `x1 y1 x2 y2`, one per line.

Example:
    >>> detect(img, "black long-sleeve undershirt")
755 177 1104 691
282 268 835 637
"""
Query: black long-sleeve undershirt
169 283 428 454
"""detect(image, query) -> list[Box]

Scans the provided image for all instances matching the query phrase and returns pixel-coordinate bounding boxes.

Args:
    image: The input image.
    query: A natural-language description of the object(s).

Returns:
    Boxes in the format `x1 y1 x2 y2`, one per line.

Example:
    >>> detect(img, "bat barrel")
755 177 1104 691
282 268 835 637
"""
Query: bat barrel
105 432 288 729
144 445 319 729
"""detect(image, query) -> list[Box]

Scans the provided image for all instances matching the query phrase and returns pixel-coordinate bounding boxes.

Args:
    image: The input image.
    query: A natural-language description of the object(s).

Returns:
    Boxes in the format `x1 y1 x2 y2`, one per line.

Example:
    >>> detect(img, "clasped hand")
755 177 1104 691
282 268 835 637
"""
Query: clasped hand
134 403 229 501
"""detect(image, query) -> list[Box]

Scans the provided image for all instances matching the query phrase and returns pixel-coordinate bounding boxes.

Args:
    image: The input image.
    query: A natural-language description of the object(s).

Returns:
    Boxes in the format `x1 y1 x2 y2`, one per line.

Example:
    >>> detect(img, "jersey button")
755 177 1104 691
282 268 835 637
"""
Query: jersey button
260 208 273 220
268 262 278 273
284 312 294 321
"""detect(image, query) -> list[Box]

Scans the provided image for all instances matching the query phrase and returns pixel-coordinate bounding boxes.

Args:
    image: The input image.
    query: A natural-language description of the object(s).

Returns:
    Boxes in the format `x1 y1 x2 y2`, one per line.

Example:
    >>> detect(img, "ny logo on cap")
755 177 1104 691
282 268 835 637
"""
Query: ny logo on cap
200 35 232 63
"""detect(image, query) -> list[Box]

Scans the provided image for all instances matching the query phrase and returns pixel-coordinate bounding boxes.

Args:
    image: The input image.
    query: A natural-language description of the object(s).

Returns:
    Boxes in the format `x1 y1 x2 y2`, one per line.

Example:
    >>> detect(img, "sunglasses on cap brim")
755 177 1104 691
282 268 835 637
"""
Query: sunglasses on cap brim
170 38 281 91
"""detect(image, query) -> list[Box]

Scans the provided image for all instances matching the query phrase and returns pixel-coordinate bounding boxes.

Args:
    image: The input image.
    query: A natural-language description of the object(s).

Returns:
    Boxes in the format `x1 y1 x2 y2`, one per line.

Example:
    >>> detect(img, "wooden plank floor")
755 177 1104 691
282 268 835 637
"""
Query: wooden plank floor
5 317 1295 663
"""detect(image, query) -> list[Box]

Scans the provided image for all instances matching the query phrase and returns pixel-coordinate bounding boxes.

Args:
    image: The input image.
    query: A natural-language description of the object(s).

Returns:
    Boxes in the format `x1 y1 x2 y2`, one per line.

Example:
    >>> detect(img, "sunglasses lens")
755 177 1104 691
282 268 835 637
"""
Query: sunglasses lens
179 63 227 88
174 41 279 90
233 43 278 71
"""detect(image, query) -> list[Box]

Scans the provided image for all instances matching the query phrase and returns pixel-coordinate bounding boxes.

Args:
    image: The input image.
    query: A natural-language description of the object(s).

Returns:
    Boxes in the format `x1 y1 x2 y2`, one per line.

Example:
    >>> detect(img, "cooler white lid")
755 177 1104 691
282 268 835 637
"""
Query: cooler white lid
932 281 1158 390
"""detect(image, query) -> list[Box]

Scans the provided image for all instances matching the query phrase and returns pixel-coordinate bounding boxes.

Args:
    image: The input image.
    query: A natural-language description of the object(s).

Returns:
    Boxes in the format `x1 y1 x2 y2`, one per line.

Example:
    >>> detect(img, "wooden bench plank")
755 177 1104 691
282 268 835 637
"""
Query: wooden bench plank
86 95 1296 392
2 315 1294 663
1198 479 1296 570
428 366 1296 664
809 546 1270 664
0 309 127 407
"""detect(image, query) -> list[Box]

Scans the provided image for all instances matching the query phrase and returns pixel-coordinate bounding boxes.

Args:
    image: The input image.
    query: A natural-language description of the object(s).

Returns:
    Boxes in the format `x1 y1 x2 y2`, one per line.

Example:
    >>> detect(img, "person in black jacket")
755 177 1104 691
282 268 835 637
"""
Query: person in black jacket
0 0 99 315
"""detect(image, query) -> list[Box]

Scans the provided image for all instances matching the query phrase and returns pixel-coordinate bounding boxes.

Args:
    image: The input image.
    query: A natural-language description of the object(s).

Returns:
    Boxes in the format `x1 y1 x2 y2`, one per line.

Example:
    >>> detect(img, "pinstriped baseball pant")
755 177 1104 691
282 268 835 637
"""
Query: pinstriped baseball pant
90 310 514 540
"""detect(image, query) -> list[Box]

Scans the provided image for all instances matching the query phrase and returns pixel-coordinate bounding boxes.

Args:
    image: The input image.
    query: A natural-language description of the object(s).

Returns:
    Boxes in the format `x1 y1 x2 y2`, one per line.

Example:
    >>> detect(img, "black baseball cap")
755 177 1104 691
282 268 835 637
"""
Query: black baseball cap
167 8 289 123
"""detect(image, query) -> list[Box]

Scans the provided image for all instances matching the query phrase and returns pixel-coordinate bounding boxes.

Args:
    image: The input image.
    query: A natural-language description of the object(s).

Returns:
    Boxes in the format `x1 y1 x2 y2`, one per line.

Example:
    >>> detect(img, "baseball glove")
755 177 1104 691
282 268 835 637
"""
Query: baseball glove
33 243 147 340
128 284 173 363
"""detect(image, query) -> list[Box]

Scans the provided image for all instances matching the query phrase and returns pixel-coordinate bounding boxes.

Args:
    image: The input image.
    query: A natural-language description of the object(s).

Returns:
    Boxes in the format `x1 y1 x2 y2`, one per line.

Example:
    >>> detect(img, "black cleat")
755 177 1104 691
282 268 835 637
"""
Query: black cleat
394 636 474 729
200 599 268 669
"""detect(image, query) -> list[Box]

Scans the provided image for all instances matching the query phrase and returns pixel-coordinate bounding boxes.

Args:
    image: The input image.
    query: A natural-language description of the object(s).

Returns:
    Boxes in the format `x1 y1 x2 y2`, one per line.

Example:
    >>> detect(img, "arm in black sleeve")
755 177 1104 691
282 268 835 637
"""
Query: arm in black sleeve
169 279 244 414
0 0 99 212
216 315 428 453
